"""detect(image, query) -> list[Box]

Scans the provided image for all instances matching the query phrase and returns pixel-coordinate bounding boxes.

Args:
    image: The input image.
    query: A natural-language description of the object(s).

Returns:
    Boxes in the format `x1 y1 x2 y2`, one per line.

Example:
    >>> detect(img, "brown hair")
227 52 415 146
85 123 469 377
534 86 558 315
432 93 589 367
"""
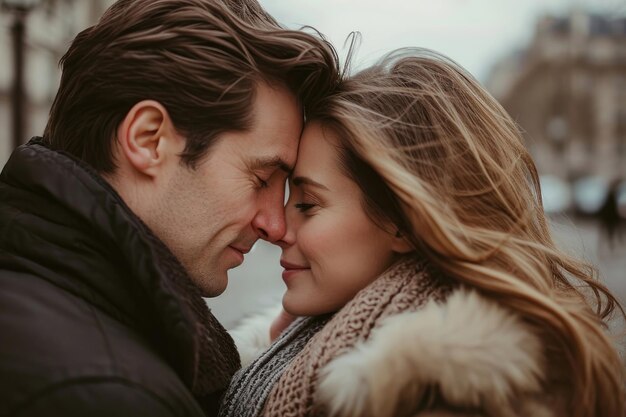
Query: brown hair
309 49 625 417
44 0 339 173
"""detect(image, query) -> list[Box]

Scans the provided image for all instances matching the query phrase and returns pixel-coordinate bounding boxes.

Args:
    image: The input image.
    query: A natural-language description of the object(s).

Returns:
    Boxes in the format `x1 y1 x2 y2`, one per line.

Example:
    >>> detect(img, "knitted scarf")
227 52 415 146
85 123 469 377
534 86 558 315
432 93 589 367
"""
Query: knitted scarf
219 314 331 417
219 258 452 417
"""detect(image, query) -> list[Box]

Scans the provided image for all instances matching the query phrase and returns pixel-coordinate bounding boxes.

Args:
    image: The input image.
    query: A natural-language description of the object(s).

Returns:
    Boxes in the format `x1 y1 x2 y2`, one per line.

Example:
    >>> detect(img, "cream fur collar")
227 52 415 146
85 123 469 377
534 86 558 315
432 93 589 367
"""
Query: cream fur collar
317 289 548 417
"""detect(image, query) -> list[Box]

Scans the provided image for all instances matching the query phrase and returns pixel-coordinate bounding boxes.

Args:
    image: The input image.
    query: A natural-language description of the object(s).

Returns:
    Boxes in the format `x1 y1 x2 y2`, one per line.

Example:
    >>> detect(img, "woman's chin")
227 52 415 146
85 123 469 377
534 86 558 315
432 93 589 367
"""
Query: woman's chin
282 294 308 317
283 293 338 317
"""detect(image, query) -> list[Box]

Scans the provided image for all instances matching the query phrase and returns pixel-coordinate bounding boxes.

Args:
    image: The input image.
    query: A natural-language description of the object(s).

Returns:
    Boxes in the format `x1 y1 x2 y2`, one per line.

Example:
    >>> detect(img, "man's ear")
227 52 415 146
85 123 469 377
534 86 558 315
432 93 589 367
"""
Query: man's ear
116 100 179 177
391 229 414 254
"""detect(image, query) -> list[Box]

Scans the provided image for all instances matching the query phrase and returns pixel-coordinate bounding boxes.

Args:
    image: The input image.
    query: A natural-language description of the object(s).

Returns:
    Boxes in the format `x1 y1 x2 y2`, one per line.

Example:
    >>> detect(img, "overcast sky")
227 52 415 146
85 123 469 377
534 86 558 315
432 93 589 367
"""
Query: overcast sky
259 0 625 83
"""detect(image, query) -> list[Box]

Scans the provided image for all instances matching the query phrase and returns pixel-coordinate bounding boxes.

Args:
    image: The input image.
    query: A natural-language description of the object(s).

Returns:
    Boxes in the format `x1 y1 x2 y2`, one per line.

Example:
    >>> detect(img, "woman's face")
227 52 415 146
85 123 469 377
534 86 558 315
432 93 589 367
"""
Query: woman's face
278 122 409 316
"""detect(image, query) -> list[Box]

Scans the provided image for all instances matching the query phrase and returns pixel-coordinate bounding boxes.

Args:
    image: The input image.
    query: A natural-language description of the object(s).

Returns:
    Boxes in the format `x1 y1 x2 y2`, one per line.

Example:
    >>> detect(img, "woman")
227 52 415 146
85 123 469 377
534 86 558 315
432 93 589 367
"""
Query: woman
220 49 625 417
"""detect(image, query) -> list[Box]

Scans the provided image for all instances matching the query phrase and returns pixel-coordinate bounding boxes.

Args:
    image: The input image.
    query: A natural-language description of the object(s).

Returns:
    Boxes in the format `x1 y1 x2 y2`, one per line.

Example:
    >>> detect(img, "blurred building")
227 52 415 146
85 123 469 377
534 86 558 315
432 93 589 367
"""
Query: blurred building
0 0 114 167
488 10 626 182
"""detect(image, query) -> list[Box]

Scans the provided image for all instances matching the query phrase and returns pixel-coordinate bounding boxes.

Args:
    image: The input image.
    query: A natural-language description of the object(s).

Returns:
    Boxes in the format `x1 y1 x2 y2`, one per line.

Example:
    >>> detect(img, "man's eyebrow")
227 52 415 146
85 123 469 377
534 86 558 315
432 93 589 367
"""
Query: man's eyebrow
292 176 329 191
251 157 293 174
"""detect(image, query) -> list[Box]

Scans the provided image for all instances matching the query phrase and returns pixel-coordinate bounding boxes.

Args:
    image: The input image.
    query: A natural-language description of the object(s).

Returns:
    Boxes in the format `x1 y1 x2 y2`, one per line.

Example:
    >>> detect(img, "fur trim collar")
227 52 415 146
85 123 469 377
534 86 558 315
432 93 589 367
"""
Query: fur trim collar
317 289 548 417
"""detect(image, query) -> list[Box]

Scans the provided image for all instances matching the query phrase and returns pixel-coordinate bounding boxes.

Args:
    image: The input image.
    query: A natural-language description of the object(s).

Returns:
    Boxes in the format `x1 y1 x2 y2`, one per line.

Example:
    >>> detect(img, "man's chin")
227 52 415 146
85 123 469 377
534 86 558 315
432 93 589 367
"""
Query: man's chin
202 288 226 298
191 271 228 298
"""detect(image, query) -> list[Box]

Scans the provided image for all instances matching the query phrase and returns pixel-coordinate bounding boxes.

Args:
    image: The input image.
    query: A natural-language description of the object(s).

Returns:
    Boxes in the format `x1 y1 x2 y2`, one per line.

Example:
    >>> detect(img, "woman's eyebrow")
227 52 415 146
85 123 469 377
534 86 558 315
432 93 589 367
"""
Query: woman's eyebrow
292 176 329 191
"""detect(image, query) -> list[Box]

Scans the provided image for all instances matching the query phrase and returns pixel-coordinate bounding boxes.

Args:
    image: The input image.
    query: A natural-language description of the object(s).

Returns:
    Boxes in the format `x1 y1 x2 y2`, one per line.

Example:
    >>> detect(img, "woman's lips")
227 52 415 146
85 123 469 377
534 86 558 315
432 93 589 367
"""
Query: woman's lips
280 260 310 281
280 260 307 269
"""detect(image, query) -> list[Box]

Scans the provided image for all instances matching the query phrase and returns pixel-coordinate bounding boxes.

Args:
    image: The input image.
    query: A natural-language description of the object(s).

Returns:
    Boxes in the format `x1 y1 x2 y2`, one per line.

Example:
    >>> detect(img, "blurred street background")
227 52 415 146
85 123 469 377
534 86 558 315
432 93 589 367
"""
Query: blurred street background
1 0 625 330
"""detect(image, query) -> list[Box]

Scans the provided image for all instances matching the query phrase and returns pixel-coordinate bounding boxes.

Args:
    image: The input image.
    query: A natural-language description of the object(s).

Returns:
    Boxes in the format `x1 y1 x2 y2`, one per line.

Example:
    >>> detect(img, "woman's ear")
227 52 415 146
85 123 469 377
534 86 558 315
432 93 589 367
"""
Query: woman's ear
116 100 179 177
391 229 414 254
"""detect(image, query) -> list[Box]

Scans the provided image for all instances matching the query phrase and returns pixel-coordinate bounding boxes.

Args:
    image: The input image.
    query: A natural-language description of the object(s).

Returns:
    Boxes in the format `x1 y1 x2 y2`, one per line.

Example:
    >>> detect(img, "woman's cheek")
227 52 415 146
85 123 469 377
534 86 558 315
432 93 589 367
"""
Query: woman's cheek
298 218 336 264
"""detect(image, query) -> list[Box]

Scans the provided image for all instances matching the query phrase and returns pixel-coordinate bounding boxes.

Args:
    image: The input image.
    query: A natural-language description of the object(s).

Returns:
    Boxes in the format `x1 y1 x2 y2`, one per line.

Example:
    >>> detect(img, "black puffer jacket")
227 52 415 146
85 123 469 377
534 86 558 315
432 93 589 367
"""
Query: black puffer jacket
0 139 240 417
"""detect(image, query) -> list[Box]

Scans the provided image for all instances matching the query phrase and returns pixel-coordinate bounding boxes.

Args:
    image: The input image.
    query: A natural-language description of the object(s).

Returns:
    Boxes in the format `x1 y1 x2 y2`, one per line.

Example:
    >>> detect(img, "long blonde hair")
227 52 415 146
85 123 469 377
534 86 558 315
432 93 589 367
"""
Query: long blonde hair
308 49 625 417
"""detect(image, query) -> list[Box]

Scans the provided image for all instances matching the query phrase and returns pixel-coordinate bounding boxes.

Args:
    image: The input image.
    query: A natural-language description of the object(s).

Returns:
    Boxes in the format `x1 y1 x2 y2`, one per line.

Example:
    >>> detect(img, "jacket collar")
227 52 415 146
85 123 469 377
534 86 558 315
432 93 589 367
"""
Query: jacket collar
0 138 240 397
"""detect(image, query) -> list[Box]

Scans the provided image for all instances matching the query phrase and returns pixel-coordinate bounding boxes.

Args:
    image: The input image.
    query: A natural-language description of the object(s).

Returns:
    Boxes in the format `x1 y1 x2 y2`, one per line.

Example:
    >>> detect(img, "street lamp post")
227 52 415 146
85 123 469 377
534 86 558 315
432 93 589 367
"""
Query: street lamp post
2 0 40 150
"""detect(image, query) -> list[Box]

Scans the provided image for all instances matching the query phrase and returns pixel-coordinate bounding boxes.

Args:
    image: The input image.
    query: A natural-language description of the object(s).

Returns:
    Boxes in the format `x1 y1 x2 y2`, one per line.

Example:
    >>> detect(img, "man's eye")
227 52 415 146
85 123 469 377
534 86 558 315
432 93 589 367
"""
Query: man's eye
256 175 269 188
294 203 315 212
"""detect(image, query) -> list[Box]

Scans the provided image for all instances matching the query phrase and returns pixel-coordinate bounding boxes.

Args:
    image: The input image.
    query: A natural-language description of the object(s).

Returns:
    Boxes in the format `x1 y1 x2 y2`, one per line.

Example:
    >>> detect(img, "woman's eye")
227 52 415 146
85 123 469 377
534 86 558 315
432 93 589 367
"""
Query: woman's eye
294 203 316 212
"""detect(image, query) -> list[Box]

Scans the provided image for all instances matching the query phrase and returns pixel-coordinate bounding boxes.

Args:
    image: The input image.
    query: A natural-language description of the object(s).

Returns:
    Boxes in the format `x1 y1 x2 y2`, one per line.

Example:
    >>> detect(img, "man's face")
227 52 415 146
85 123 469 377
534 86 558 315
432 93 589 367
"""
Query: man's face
149 82 302 296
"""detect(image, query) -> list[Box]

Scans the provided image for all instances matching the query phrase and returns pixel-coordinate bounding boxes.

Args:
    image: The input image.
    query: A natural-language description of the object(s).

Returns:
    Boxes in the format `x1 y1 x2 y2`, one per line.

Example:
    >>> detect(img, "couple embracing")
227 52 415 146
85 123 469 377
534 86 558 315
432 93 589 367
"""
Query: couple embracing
0 1 623 417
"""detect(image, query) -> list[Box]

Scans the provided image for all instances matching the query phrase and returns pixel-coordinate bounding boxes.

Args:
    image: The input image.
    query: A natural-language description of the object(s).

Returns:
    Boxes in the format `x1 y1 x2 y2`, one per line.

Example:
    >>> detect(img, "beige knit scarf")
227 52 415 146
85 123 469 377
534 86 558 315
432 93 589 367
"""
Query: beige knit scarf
262 258 453 417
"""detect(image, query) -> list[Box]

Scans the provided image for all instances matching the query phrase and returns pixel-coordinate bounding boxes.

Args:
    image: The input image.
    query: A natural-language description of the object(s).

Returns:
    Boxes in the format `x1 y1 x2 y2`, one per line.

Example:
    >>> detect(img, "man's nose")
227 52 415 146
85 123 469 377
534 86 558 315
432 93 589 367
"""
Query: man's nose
252 192 287 243
276 194 298 249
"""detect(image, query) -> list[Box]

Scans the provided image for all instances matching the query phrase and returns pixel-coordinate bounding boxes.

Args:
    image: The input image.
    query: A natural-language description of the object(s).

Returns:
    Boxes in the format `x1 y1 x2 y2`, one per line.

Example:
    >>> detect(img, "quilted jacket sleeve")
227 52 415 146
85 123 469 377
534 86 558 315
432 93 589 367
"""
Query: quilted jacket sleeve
12 380 194 417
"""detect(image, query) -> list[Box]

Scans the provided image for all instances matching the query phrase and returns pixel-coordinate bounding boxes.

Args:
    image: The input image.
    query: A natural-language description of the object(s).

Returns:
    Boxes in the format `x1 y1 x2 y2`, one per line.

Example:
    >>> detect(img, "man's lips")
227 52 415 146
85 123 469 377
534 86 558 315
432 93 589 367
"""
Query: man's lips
230 245 252 255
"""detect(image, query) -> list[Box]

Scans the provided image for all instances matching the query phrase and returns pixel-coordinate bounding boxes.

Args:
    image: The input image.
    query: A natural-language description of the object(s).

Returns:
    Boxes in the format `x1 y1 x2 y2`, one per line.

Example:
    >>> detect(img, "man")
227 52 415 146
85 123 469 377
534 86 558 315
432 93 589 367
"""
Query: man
0 0 338 415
